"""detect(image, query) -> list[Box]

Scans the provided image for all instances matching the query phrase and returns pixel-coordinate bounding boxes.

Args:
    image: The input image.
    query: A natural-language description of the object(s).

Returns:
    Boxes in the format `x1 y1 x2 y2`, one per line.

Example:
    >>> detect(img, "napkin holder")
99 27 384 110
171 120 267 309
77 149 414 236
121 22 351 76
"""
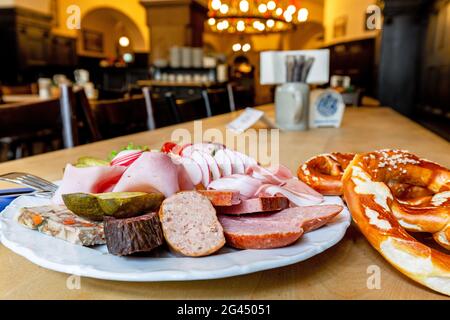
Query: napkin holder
309 89 345 128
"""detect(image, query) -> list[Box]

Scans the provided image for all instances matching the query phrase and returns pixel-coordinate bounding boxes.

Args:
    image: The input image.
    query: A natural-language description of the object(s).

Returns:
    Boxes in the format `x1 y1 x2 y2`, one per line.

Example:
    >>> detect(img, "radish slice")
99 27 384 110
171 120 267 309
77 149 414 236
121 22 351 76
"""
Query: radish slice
192 142 225 156
110 150 143 167
214 149 232 177
180 144 194 157
169 154 203 186
234 151 258 170
257 185 323 206
190 150 211 187
224 149 245 174
208 174 262 199
200 151 221 181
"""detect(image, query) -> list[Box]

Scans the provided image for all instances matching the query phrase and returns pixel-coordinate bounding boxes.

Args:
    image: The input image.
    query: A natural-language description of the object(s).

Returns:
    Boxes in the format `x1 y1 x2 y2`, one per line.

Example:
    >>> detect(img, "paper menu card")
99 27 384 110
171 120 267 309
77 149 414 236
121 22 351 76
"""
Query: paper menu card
227 108 277 134
260 49 330 85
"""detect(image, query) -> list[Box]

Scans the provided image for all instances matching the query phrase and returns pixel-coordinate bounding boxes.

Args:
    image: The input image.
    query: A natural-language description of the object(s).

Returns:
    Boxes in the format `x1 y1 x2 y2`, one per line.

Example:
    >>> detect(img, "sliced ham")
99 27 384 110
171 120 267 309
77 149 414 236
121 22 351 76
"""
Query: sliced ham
255 185 322 206
217 196 289 215
207 174 262 200
246 164 293 184
218 204 343 249
113 152 179 197
52 164 126 204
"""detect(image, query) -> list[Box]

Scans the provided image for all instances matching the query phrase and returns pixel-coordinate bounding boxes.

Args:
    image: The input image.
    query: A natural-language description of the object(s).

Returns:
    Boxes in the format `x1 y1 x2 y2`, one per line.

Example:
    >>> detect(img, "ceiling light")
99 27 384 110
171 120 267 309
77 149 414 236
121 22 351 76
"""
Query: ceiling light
283 11 292 22
119 36 130 47
208 18 216 26
237 20 245 31
242 43 251 52
267 1 276 10
219 4 229 14
287 5 296 14
239 0 249 12
232 43 242 52
266 19 275 28
211 0 221 10
258 3 267 13
275 8 283 16
297 8 309 22
222 20 229 29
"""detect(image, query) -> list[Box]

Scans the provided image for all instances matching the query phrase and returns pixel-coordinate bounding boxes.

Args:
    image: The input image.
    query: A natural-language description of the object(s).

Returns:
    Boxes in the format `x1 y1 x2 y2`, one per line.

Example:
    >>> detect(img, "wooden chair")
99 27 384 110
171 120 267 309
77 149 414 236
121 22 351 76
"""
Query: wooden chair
0 87 79 161
89 95 151 139
202 84 236 117
142 87 182 128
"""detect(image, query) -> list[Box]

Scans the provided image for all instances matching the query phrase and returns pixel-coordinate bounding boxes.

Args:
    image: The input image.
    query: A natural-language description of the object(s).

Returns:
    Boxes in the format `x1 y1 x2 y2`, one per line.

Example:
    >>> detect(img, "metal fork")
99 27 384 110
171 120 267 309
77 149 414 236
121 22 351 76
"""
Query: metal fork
0 172 58 194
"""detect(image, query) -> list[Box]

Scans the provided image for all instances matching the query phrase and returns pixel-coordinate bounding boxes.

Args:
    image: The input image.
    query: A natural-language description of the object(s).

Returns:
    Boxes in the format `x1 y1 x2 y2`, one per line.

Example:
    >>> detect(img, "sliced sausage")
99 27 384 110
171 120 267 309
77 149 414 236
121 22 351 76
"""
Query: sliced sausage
218 216 303 249
158 191 225 257
216 196 289 215
104 212 164 256
218 204 343 249
197 190 241 206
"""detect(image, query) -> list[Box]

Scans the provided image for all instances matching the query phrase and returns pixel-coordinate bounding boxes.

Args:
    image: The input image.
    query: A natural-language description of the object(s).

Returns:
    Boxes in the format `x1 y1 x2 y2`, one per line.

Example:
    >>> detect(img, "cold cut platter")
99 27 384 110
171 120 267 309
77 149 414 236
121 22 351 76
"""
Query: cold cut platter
0 142 351 282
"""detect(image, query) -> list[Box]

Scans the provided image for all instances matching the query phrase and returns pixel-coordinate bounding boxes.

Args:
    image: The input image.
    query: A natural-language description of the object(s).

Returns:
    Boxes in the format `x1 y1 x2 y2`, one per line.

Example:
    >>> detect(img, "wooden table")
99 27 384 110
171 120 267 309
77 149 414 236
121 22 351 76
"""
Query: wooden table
0 105 449 300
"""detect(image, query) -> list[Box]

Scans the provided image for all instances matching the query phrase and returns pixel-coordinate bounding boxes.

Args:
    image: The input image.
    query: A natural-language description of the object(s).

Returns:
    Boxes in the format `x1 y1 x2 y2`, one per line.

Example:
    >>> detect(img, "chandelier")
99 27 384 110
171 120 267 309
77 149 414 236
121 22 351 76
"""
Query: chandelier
207 0 309 34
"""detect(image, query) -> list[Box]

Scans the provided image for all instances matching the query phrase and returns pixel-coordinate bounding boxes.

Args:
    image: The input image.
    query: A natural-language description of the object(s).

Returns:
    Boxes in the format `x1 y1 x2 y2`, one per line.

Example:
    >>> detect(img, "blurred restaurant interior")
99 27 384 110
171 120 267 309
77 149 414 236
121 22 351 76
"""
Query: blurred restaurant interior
0 0 448 162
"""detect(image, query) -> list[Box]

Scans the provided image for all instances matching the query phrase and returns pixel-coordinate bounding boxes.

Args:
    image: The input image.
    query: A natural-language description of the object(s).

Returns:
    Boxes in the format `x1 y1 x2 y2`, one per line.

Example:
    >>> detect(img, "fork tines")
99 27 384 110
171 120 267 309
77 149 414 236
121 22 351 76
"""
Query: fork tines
0 172 58 192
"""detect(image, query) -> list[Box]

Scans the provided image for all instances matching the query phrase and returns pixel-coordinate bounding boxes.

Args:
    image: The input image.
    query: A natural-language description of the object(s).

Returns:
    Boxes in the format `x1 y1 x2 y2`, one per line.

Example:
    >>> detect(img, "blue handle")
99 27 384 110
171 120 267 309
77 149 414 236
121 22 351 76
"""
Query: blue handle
0 188 34 212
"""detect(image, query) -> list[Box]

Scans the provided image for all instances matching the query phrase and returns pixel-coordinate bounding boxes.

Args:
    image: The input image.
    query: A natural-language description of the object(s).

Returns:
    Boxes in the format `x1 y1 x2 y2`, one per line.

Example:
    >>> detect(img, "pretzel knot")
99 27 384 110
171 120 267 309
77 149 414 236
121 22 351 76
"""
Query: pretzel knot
297 152 355 195
342 149 450 296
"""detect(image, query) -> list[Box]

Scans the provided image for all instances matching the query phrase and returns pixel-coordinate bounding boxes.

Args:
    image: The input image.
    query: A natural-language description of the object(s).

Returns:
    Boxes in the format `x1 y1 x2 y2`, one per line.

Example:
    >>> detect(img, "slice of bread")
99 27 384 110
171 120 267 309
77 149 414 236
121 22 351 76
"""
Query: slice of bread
158 191 225 257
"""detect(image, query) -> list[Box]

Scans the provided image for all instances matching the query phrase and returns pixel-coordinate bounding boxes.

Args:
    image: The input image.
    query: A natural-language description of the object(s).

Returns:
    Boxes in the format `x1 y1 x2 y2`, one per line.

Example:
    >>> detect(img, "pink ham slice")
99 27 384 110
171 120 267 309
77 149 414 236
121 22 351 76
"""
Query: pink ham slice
256 184 323 206
218 204 343 249
52 164 126 204
207 174 262 200
113 152 179 197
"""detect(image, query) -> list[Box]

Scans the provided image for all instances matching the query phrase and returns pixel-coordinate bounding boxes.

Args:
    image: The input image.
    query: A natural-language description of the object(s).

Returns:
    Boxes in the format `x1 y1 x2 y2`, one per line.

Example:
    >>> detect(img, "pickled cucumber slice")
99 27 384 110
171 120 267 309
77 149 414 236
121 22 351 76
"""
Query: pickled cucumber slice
62 193 104 221
62 192 165 221
96 192 165 219
75 157 109 168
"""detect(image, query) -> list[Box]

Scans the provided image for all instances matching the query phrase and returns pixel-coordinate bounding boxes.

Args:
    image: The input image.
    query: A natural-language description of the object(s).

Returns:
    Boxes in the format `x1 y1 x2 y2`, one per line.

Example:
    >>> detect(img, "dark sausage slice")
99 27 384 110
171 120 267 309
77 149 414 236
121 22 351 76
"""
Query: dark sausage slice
104 212 164 256
218 204 343 249
216 196 289 215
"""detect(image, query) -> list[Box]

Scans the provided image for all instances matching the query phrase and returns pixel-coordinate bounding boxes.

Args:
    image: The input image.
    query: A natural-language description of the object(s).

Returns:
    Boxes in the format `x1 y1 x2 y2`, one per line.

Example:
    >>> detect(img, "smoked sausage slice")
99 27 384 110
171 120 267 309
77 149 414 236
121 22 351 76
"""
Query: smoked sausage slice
218 204 343 249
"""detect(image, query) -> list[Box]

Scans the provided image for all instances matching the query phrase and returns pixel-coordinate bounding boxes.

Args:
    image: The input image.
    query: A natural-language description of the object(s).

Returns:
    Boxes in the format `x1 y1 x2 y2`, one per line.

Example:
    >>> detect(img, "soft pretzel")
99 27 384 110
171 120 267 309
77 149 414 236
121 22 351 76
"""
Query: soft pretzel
297 153 355 195
342 150 450 296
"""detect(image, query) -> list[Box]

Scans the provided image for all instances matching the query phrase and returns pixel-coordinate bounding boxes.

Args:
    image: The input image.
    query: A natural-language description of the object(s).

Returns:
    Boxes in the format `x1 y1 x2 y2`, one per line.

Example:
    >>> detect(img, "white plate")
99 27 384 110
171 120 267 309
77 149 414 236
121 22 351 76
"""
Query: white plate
0 195 350 282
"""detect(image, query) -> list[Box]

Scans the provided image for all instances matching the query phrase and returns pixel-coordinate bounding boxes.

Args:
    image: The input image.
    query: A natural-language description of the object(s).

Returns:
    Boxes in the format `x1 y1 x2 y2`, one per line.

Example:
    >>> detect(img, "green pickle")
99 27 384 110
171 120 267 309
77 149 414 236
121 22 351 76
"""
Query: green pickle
74 157 109 168
62 192 165 221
